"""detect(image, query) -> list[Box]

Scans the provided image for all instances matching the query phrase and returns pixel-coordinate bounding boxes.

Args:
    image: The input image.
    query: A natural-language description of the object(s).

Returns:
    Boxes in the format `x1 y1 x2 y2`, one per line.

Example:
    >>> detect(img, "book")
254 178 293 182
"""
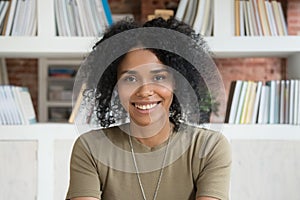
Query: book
245 81 257 123
251 0 263 36
257 85 270 124
183 0 197 26
0 87 7 124
200 0 213 36
1 0 11 35
277 1 288 35
25 0 37 36
54 0 63 36
249 0 258 36
271 0 284 36
4 0 17 36
11 0 26 36
175 0 188 21
94 0 109 30
279 80 285 124
102 0 113 26
66 0 77 36
251 81 263 123
266 80 276 123
289 80 295 124
0 86 14 124
257 0 270 36
62 0 72 36
4 85 23 125
235 81 248 124
89 0 103 36
240 81 253 123
285 80 290 124
274 80 281 123
193 0 206 34
0 85 36 125
204 0 214 36
226 80 243 123
15 86 36 124
239 0 245 36
244 0 250 36
296 80 300 125
265 0 277 36
0 58 8 84
85 0 98 36
77 0 92 36
0 1 9 31
246 0 254 36
293 80 299 124
235 0 240 36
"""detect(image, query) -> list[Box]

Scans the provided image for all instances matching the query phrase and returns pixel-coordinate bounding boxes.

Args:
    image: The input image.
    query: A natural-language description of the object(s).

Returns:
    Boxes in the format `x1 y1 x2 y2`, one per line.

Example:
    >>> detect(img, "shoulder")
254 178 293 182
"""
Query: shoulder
179 123 229 145
178 123 231 159
74 126 125 152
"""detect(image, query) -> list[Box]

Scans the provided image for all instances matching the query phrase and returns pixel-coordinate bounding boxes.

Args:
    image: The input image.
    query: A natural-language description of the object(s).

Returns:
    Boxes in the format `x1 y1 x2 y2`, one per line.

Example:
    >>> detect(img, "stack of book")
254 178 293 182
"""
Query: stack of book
48 67 77 78
0 85 36 125
175 0 213 36
226 80 300 124
0 0 37 36
54 0 113 36
235 0 288 36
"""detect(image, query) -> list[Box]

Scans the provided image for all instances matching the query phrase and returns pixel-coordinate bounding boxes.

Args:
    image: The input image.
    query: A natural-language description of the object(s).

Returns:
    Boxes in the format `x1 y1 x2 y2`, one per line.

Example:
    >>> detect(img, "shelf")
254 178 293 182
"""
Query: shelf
0 36 98 58
1 36 300 58
0 123 77 139
1 123 299 140
207 36 300 58
46 101 72 107
48 77 75 82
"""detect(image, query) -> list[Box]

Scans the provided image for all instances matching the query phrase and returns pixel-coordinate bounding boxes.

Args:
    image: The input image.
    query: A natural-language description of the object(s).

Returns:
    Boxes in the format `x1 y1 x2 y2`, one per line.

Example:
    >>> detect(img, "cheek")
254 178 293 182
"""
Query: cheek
158 86 174 103
117 86 134 109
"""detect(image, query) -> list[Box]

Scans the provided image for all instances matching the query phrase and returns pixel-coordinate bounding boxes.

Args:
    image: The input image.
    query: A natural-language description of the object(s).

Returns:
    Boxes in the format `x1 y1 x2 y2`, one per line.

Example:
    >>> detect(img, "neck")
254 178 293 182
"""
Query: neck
130 120 172 148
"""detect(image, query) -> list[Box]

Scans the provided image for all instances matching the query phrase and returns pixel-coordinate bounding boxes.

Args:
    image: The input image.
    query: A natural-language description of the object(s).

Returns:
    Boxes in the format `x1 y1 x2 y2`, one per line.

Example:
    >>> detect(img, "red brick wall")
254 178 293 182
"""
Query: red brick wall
6 59 38 119
288 0 300 35
108 0 141 20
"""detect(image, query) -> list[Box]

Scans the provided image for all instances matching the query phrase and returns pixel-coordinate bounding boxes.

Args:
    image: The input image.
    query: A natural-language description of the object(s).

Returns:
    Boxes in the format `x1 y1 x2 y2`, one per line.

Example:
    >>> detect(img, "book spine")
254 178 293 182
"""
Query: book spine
102 0 113 25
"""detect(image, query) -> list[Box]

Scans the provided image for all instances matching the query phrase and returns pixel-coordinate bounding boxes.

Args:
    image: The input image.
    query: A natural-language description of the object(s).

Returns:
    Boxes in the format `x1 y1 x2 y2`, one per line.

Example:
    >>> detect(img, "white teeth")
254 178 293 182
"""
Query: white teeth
135 103 157 110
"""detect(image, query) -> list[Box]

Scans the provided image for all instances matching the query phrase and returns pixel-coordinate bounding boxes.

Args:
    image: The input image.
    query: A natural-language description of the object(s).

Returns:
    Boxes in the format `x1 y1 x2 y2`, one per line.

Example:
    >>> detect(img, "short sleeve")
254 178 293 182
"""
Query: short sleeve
66 136 101 199
195 133 232 200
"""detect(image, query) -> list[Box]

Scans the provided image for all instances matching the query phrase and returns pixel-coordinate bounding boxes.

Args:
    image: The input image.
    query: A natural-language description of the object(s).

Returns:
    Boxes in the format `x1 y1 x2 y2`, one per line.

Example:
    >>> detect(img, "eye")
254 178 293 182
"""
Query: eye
123 76 137 82
153 74 167 81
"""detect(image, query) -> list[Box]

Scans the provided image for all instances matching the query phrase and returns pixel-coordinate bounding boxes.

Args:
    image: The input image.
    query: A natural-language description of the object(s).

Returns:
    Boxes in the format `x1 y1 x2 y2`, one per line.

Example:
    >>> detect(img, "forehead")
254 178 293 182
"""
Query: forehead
118 49 164 73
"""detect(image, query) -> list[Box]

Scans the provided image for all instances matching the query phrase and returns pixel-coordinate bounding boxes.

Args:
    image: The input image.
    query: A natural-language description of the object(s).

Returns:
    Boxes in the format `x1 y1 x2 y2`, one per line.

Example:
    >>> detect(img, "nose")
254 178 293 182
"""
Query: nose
135 83 154 97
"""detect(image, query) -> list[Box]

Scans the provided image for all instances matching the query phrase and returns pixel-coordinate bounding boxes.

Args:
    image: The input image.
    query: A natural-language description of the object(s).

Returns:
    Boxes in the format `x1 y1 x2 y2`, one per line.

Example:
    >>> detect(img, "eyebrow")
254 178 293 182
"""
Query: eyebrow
119 68 170 76
150 69 170 74
119 70 137 76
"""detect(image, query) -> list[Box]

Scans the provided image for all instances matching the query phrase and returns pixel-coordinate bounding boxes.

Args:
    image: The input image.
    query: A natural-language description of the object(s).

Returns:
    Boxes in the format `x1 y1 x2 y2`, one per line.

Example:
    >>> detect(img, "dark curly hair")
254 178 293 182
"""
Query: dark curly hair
90 17 215 131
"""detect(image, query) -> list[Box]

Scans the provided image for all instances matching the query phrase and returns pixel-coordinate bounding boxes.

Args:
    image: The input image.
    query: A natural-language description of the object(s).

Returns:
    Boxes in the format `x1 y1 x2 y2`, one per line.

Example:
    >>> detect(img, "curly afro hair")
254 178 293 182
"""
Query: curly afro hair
90 17 215 131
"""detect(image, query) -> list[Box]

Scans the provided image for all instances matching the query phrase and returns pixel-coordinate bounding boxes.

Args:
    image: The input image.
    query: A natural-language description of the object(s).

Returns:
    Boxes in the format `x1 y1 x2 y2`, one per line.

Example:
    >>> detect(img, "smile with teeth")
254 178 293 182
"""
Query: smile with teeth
134 102 159 110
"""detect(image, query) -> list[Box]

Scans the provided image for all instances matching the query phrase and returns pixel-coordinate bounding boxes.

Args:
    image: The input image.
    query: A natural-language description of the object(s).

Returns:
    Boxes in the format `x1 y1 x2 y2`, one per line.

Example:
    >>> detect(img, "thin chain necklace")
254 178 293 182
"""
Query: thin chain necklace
129 128 172 200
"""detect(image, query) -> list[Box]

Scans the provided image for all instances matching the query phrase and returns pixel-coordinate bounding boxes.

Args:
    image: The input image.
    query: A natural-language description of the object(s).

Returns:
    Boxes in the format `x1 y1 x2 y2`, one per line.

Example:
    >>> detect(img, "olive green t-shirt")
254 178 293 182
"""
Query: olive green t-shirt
66 124 231 200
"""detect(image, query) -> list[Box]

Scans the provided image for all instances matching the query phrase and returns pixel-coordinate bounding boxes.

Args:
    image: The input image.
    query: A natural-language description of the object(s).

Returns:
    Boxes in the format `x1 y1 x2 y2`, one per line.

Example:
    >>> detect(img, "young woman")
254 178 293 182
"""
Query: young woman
66 17 231 200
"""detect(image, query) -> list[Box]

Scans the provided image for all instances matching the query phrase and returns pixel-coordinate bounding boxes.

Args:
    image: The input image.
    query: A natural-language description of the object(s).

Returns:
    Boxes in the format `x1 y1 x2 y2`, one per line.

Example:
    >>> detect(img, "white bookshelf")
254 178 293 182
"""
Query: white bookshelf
0 0 298 57
38 58 83 122
0 124 300 200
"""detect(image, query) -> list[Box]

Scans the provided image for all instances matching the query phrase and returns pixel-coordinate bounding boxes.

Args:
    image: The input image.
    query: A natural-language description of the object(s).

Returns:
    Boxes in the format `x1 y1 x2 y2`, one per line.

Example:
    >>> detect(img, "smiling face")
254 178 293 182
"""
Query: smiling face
117 49 174 127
